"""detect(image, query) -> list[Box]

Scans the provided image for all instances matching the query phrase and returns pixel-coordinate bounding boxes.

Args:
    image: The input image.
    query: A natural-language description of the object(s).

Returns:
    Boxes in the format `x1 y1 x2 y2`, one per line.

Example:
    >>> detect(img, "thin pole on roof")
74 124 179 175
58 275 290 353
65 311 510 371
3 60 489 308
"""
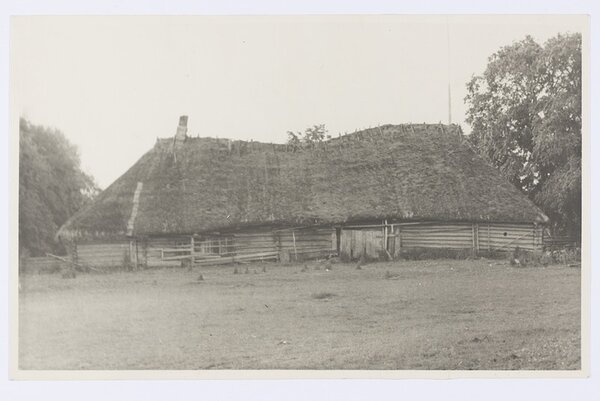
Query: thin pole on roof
446 16 452 125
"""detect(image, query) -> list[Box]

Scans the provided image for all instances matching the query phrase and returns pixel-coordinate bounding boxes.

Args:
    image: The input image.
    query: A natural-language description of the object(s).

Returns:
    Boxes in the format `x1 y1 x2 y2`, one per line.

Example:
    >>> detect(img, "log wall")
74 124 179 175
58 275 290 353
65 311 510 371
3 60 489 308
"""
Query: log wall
277 228 337 262
71 222 543 268
77 242 130 268
476 223 543 252
340 222 543 261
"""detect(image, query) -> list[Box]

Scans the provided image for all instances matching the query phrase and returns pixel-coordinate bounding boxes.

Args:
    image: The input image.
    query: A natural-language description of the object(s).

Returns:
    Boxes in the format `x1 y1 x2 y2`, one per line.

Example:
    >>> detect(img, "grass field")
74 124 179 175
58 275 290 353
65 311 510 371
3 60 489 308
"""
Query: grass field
18 259 581 370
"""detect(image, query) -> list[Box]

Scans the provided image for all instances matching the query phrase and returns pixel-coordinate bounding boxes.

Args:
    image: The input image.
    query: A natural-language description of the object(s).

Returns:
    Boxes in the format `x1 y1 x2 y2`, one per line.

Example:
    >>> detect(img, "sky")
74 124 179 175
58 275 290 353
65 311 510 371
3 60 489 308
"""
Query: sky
11 15 586 189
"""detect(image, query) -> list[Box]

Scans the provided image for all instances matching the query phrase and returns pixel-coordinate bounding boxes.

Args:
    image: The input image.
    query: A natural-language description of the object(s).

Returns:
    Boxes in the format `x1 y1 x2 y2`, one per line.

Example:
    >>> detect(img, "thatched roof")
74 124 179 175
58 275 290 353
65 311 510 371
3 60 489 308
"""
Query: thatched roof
58 122 547 239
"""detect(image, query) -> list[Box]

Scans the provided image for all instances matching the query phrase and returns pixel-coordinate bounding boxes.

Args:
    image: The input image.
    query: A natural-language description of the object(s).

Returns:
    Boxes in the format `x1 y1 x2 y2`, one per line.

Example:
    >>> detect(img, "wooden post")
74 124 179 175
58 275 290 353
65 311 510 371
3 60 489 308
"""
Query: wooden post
292 231 298 262
382 220 387 252
142 237 148 269
129 240 135 268
134 239 139 270
70 240 78 267
472 223 479 256
390 224 395 256
190 236 195 267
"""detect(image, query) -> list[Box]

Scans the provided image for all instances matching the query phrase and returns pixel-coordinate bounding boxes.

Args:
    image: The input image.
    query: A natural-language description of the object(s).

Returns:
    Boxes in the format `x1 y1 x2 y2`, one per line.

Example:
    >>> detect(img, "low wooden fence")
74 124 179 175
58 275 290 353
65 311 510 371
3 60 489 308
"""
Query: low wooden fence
150 228 336 267
20 256 65 274
543 235 580 250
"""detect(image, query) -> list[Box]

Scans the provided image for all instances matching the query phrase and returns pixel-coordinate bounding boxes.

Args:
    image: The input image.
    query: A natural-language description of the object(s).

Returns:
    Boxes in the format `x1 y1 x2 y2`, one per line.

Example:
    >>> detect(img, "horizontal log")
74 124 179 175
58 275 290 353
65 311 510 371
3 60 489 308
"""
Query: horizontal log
484 229 534 234
484 235 535 240
400 234 473 239
233 233 276 238
193 254 224 260
161 249 193 254
282 248 337 254
77 244 129 250
194 252 279 266
78 253 127 259
279 242 333 247
78 252 124 257
78 243 128 248
78 255 128 260
161 255 193 261
400 237 473 243
279 243 333 248
401 243 471 249
232 244 278 249
77 250 128 256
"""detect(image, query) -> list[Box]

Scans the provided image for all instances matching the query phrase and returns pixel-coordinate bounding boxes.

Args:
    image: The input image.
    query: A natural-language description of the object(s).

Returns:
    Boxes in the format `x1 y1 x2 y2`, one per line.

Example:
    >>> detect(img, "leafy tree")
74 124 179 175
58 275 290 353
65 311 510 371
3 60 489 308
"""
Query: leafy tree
286 131 302 152
286 124 329 151
19 118 99 256
465 33 581 236
302 124 328 144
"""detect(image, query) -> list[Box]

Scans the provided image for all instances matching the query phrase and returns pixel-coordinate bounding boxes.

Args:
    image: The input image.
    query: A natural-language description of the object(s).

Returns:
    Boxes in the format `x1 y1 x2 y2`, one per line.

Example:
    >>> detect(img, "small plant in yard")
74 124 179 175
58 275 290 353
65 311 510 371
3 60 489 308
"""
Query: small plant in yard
61 270 76 279
233 267 239 274
549 248 581 265
197 274 204 281
510 246 524 267
384 270 400 280
507 246 582 268
181 258 192 270
311 291 337 300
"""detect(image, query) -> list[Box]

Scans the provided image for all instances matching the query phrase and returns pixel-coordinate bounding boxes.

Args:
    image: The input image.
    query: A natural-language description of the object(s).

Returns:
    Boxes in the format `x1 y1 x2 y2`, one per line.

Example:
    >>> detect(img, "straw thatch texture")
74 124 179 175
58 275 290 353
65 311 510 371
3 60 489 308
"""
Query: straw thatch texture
58 124 546 239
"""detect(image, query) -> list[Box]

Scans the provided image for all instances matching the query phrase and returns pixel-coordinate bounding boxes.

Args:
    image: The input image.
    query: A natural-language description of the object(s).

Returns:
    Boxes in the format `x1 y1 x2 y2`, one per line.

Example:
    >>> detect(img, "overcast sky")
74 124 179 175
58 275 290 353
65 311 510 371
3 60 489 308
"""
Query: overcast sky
12 15 585 188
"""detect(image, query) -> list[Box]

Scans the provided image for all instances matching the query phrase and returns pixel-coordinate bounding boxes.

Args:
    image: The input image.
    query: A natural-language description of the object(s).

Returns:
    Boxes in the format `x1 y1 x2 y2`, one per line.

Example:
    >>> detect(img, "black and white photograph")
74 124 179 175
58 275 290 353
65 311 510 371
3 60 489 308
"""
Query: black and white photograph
8 12 590 383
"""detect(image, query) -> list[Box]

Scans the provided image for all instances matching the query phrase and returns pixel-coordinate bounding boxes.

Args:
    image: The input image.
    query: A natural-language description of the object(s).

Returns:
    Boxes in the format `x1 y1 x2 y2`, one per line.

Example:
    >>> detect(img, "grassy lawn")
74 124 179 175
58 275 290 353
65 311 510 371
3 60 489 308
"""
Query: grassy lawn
18 259 581 370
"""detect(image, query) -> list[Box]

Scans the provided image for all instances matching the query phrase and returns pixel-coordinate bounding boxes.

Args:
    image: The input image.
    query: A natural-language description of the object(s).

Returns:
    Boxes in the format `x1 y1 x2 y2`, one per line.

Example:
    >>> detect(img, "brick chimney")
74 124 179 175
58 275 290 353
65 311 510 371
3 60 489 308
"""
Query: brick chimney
175 115 188 141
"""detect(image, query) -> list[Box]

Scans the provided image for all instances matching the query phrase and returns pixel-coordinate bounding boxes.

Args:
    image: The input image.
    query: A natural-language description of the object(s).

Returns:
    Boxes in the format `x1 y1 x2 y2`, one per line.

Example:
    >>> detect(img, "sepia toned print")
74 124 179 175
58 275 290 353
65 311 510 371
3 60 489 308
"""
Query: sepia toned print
12 15 586 377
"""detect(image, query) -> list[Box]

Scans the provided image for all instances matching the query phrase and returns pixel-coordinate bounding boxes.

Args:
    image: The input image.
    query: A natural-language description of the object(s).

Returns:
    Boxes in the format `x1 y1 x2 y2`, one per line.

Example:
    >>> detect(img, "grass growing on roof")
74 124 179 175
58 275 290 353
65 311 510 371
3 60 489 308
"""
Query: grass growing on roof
59 124 545 239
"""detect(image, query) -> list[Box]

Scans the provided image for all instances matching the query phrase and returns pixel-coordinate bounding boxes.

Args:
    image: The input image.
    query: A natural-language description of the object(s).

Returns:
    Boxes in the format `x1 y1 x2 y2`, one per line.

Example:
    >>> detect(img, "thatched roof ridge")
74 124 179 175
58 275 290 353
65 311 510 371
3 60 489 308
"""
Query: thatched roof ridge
58 123 547 239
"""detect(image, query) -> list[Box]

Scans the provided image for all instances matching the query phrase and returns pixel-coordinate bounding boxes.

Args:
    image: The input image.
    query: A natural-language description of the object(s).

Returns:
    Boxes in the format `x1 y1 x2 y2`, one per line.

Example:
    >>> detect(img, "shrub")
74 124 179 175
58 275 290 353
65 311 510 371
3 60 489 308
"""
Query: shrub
121 251 133 271
384 270 400 280
311 292 336 300
507 246 581 267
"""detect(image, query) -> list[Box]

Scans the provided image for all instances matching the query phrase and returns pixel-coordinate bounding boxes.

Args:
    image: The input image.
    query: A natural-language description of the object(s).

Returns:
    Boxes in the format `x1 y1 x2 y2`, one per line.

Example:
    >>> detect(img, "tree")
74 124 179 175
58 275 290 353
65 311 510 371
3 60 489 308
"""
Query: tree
465 33 581 236
19 118 99 256
286 131 302 152
286 124 329 151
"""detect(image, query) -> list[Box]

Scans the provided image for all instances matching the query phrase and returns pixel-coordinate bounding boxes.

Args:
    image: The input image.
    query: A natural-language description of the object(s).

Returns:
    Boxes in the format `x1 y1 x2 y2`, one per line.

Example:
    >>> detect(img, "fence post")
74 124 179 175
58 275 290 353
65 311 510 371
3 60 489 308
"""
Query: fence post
70 240 78 269
472 223 479 257
190 236 195 267
292 231 298 262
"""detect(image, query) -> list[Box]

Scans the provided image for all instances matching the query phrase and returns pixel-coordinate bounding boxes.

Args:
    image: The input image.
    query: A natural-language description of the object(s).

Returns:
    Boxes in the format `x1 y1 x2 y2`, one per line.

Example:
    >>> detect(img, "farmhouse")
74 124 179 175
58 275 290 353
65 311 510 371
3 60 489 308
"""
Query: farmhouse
57 116 548 269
